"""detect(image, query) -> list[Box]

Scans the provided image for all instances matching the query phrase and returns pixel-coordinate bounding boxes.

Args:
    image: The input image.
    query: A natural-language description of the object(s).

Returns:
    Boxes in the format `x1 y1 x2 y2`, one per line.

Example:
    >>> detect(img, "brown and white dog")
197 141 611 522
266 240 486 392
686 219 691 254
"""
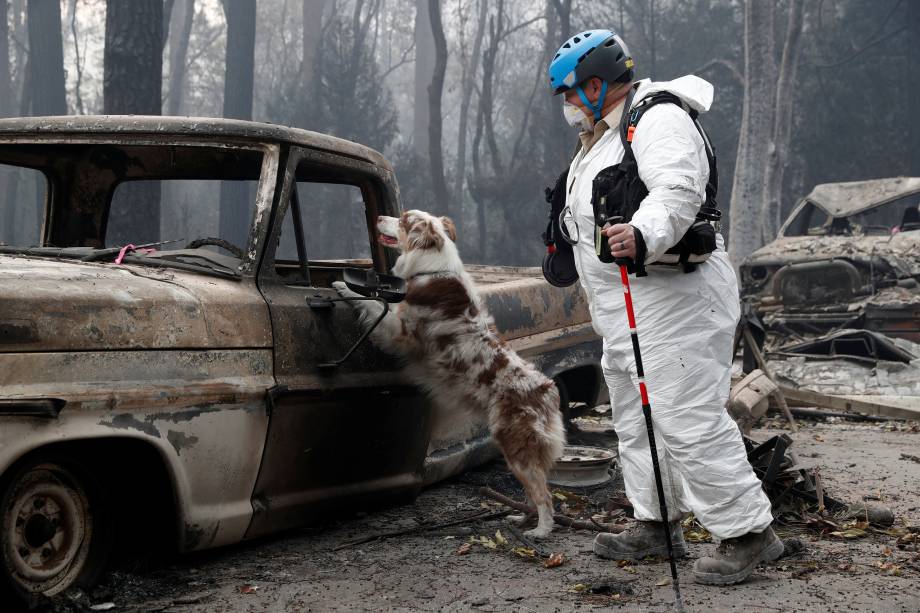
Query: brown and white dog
333 210 566 538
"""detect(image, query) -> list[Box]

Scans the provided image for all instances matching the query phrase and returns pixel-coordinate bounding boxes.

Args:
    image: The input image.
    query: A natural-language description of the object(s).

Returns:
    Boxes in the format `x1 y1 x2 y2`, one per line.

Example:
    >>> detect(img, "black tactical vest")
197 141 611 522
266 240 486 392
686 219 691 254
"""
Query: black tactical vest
542 86 722 284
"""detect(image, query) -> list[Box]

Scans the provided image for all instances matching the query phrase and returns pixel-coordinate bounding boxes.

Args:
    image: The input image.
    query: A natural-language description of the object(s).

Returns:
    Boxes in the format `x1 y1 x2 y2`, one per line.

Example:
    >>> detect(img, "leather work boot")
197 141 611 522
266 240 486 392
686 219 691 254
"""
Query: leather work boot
593 520 688 561
692 526 784 585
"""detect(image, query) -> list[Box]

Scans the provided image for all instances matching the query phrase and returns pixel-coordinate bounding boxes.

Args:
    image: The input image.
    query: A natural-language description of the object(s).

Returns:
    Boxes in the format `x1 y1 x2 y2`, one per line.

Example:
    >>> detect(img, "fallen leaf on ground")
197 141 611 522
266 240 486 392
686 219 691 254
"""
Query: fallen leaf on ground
876 561 902 575
240 585 259 594
553 492 567 501
569 583 589 593
684 529 711 543
681 514 712 543
512 547 536 558
494 530 508 546
544 552 565 568
837 563 857 572
883 527 909 537
655 577 670 586
813 435 825 442
829 528 868 539
470 536 498 550
456 543 472 555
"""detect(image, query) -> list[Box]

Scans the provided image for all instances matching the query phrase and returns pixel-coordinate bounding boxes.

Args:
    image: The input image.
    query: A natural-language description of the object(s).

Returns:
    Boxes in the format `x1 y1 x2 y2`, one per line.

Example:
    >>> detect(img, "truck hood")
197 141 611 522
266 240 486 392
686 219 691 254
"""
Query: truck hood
0 255 272 352
745 231 920 278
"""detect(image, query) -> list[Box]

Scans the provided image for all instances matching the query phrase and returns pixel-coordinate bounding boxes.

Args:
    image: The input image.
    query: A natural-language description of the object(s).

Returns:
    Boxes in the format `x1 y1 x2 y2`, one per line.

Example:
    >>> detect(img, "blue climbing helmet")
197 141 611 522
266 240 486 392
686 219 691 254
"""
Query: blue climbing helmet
548 29 635 120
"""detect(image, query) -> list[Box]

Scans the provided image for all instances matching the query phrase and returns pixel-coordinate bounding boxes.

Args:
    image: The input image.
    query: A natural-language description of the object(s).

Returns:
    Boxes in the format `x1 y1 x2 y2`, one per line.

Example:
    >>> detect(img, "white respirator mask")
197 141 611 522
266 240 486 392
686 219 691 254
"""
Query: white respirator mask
562 100 594 132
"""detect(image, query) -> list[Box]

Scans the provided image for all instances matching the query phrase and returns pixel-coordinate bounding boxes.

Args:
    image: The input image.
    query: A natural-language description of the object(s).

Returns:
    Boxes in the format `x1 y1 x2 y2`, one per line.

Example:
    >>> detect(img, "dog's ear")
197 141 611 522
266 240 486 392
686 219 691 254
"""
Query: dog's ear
399 211 413 232
440 216 457 242
404 214 444 251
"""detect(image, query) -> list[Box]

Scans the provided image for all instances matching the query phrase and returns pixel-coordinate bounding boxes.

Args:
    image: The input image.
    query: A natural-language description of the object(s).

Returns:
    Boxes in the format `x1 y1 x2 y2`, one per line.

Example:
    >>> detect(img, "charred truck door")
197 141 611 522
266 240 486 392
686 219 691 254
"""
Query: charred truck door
247 147 431 538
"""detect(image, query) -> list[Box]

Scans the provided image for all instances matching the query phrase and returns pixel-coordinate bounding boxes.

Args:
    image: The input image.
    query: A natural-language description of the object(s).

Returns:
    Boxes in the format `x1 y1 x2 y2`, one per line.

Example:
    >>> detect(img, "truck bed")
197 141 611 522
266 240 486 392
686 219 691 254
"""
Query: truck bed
465 265 592 342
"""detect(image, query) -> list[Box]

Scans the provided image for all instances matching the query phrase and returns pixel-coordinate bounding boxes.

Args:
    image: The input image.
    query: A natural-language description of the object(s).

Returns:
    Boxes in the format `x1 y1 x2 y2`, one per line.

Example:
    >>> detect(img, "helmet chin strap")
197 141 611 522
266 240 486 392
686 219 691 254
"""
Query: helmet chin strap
576 79 608 121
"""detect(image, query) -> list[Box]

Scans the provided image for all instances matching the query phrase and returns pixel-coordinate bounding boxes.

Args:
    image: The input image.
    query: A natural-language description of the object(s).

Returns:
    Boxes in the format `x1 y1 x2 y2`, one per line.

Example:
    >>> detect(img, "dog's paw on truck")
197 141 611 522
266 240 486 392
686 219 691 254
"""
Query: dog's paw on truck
0 116 606 604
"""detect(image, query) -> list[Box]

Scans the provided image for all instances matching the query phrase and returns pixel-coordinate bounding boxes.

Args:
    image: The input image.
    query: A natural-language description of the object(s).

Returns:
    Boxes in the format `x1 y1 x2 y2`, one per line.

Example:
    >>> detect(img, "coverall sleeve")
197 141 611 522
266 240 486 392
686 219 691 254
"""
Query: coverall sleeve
627 104 709 264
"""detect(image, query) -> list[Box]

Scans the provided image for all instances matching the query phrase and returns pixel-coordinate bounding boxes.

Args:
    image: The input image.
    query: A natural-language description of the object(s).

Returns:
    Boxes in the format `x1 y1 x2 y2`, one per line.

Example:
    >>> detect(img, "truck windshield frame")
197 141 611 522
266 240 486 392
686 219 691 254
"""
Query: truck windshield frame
0 138 281 278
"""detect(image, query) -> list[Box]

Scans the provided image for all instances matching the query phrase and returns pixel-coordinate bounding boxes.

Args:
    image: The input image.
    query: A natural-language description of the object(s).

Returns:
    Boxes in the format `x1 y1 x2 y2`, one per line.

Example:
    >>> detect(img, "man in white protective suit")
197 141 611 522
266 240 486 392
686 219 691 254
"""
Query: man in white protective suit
544 29 783 586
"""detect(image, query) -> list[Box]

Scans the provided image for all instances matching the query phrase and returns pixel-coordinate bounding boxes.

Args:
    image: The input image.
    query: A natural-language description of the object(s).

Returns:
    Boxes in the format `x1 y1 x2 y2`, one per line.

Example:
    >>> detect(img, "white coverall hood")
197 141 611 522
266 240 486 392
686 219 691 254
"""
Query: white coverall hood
564 75 773 540
633 75 714 113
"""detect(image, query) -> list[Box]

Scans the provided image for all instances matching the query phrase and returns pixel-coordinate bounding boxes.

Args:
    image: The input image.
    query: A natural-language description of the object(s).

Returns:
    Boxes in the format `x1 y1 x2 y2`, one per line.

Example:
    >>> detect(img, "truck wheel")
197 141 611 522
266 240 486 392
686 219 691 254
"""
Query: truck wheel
0 456 111 605
554 377 572 421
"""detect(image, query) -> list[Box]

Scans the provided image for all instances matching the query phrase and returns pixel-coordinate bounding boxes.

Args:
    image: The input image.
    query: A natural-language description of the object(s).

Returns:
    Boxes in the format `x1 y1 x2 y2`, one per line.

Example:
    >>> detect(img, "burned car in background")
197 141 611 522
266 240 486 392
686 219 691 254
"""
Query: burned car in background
740 177 920 343
0 116 604 604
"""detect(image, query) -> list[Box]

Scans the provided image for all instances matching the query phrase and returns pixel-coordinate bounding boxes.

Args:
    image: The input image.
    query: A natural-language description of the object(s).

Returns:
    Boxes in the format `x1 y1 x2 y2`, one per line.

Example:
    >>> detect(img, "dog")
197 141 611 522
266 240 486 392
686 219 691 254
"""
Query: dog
333 210 566 538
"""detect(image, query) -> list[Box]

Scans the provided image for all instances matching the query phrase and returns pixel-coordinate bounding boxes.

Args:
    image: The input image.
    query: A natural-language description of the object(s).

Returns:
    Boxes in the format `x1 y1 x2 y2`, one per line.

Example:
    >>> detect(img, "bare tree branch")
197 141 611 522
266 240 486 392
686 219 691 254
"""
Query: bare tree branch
807 0 905 68
498 14 545 41
809 28 907 69
185 26 223 69
693 58 744 86
380 39 415 80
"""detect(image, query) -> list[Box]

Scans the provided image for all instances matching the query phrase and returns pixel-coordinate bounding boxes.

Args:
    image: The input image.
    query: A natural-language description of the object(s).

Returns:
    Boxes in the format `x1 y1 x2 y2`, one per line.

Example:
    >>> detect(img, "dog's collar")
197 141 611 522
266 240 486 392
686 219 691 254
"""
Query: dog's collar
407 270 456 281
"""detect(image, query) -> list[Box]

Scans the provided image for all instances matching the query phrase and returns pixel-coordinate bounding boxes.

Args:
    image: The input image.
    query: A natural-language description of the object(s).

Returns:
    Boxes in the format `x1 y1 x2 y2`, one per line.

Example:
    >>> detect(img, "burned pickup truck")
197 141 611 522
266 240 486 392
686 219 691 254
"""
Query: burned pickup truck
740 177 920 343
0 116 604 603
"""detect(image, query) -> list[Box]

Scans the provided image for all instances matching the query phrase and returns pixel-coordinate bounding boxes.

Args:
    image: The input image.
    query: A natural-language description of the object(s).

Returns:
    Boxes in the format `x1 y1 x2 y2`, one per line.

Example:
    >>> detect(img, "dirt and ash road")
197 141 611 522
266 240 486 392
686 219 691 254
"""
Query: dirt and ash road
44 414 920 613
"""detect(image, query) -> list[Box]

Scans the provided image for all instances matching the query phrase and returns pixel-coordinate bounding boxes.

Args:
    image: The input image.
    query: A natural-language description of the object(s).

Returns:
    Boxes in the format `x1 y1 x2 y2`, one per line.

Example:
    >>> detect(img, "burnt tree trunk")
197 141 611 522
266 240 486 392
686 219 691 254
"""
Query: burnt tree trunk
27 0 67 116
166 0 195 115
302 0 328 92
761 0 804 242
550 0 570 40
542 0 574 174
27 0 68 237
453 0 487 210
104 0 163 244
413 0 434 158
480 8 503 176
4 50 30 244
0 0 11 243
104 1 162 115
221 0 255 121
219 0 256 248
727 1 776 267
427 0 449 215
909 0 920 176
163 0 175 44
0 0 12 118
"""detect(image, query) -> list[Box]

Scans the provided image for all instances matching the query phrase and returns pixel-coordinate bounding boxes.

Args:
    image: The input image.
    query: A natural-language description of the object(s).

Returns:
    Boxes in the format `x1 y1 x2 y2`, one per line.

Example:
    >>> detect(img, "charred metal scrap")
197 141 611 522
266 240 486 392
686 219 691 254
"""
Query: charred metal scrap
743 433 899 535
744 434 845 516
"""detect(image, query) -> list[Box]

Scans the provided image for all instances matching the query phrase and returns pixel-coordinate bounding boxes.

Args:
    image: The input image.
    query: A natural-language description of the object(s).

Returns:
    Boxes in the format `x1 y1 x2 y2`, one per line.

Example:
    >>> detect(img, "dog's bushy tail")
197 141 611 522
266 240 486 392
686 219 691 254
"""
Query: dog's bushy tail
541 384 567 469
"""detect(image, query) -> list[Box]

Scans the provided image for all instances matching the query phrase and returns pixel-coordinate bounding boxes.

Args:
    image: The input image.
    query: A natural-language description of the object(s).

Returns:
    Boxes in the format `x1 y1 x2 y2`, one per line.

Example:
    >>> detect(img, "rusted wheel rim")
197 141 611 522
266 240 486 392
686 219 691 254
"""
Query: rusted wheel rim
2 467 92 595
548 446 617 487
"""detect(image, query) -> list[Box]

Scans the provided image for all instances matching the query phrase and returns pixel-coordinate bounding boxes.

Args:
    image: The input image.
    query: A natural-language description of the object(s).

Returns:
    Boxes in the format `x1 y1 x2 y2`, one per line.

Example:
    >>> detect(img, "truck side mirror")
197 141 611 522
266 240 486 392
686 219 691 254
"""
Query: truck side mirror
308 267 407 370
342 267 407 303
